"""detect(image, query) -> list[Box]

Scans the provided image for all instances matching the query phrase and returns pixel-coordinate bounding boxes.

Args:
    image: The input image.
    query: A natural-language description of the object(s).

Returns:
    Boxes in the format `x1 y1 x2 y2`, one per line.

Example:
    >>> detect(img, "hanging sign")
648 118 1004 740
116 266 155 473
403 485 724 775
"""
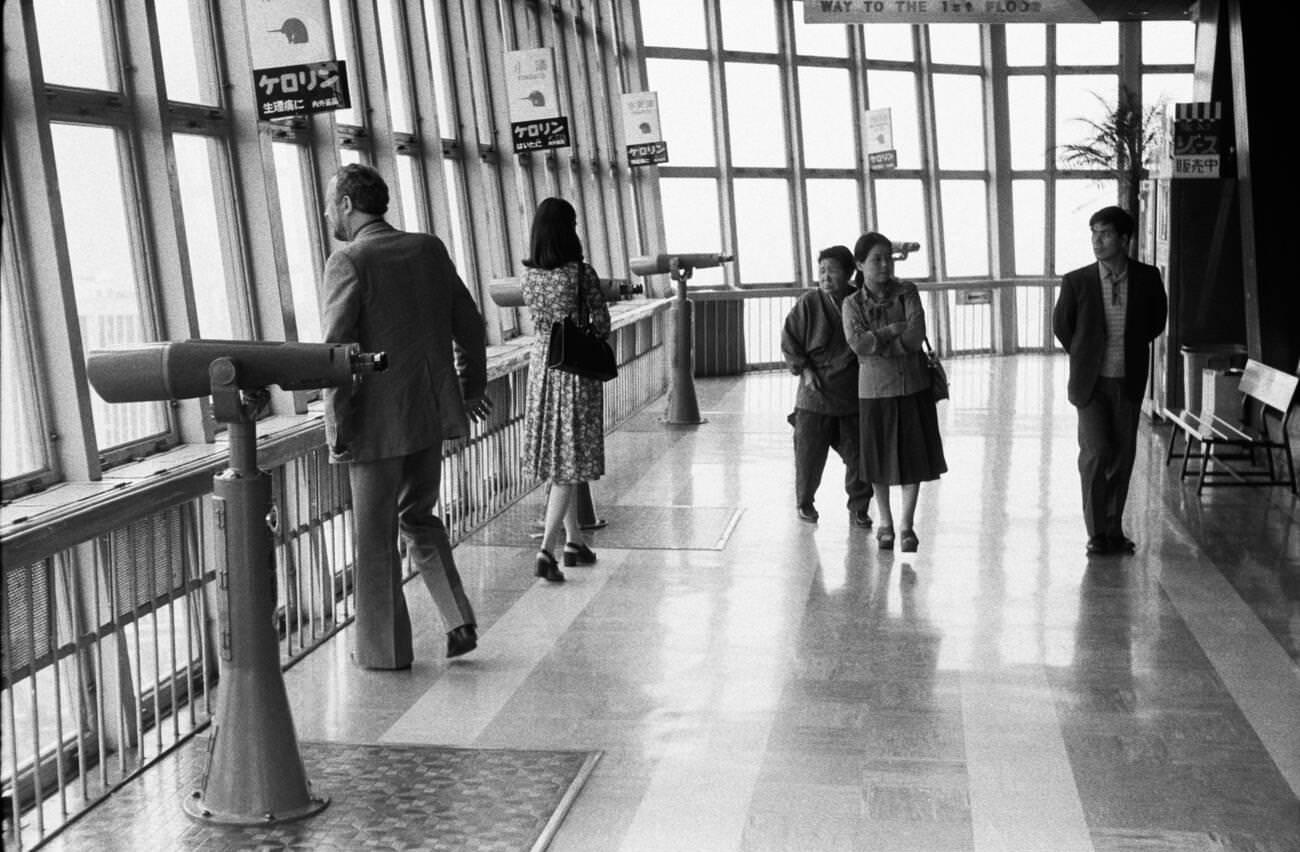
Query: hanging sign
244 0 350 119
804 0 1097 25
621 92 669 167
1169 102 1222 179
865 107 896 171
506 47 571 153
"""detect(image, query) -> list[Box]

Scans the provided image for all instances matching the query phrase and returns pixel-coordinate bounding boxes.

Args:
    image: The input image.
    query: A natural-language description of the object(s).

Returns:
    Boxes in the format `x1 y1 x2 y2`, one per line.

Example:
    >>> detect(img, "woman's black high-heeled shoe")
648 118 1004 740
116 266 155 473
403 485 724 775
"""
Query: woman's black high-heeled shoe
563 541 597 567
535 549 566 582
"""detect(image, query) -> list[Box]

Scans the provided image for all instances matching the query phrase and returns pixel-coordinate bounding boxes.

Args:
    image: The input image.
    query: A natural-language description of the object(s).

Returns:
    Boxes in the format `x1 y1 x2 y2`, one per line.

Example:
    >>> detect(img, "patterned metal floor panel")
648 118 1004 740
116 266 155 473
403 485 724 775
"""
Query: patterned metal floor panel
40 738 600 852
468 500 743 551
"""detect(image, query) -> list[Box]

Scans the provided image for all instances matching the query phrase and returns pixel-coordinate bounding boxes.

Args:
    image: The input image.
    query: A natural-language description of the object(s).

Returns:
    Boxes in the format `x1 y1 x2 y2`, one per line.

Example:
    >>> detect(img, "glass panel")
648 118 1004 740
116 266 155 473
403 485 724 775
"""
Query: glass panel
1143 20 1194 65
799 67 855 169
793 2 847 57
927 24 980 65
639 0 706 49
1005 24 1045 66
869 178 928 280
377 0 412 133
1012 179 1045 275
805 179 860 268
726 64 785 167
938 180 988 277
719 0 776 53
340 147 362 166
272 142 322 342
1055 74 1116 169
51 124 167 446
1054 178 1116 275
1008 76 1045 170
395 154 420 232
862 23 913 61
1056 22 1117 66
866 69 921 170
33 0 111 90
328 0 362 125
154 0 214 104
1 249 46 480
933 74 985 171
659 178 723 286
423 0 455 133
1143 73 1192 115
733 180 794 285
441 160 472 275
647 59 715 167
173 135 235 339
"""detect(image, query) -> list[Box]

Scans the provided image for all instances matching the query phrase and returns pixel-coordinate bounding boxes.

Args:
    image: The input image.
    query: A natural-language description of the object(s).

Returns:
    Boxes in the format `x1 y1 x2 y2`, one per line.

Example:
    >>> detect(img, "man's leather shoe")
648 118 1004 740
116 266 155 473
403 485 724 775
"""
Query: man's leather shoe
1085 536 1113 556
853 510 873 529
446 624 478 659
1110 535 1136 553
797 505 819 523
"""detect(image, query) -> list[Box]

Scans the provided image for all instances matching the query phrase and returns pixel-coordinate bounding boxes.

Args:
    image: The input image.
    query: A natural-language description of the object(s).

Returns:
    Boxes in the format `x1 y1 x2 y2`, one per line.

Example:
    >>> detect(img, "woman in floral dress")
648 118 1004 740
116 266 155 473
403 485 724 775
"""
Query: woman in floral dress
520 198 610 582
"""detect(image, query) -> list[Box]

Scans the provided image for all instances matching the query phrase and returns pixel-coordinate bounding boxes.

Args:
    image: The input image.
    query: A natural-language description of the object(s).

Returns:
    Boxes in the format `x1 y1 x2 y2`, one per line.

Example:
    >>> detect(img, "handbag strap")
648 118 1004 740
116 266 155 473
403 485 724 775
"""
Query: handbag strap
573 263 591 330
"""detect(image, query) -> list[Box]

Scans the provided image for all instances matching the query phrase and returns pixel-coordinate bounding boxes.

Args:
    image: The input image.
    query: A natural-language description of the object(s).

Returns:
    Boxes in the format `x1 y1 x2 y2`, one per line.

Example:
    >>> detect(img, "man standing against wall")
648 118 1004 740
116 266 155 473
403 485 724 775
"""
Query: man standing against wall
321 163 491 668
1053 206 1167 557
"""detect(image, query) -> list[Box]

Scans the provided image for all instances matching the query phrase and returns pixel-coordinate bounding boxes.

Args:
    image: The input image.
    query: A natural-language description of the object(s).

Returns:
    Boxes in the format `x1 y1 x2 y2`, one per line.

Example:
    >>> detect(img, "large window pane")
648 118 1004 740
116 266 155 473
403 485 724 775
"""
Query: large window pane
1143 73 1193 115
799 67 855 169
639 0 706 49
939 180 988 277
154 0 215 104
870 179 928 279
1008 76 1046 170
863 24 913 61
720 0 776 53
1055 178 1115 275
424 0 456 133
173 135 235 339
806 179 860 266
933 74 985 171
1012 180 1046 275
928 24 980 65
34 0 111 90
793 1 848 57
733 179 794 285
377 0 412 133
1 251 45 480
1055 74 1116 169
329 0 362 125
272 143 322 342
1056 22 1117 66
726 63 786 167
441 160 471 271
1143 21 1194 65
1005 24 1045 66
866 70 921 170
394 154 420 232
660 179 723 286
647 59 715 167
51 124 166 447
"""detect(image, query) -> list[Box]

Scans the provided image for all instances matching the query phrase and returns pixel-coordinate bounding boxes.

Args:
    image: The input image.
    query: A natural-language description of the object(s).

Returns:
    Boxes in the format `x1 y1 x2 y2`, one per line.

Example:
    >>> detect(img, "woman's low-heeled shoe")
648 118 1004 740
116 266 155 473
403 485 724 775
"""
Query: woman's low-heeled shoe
563 541 597 567
535 549 566 582
876 526 895 550
899 529 919 553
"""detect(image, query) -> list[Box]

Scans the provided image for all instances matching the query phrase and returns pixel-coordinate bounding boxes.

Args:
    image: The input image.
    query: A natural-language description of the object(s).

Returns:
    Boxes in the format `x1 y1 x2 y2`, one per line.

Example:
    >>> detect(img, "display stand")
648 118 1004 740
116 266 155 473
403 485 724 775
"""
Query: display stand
663 258 705 426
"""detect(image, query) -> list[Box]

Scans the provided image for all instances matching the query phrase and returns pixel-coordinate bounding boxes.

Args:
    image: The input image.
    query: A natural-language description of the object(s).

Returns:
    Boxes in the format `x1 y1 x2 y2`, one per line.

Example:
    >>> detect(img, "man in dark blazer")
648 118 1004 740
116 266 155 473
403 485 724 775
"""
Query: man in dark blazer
1053 206 1167 557
321 164 491 668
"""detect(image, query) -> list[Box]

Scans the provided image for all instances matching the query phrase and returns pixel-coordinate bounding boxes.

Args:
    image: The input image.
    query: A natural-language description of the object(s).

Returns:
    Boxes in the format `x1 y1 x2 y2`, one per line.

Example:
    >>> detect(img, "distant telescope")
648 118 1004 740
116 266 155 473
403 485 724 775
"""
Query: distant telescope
268 18 309 44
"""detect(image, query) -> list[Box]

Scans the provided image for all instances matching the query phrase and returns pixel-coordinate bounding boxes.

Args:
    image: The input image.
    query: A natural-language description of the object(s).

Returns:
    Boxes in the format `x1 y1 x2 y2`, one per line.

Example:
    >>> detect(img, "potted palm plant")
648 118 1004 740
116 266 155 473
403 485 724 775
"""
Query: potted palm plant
1058 85 1164 235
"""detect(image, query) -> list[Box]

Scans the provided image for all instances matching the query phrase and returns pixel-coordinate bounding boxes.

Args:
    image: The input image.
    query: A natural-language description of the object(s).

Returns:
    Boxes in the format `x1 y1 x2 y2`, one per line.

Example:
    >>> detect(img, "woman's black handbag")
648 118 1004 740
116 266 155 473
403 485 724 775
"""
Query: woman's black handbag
922 337 949 402
546 268 617 382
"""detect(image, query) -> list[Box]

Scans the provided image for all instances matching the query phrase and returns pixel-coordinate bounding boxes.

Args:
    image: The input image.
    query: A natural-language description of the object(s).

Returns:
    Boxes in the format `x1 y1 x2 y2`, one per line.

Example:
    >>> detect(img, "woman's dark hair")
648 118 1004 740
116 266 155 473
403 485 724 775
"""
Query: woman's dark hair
524 197 584 269
851 232 893 289
333 163 389 215
817 245 855 277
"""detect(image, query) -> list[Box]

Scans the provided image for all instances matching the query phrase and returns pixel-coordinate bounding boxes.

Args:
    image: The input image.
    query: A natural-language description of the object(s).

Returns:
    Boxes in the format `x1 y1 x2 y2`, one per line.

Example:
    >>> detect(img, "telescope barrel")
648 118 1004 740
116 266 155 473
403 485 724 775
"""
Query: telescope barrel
87 340 386 403
629 253 734 276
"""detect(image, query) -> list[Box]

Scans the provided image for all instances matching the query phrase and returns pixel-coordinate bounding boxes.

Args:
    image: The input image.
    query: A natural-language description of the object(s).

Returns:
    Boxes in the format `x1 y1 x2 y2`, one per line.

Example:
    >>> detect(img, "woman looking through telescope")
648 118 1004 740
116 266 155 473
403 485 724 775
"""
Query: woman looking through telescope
520 198 610 582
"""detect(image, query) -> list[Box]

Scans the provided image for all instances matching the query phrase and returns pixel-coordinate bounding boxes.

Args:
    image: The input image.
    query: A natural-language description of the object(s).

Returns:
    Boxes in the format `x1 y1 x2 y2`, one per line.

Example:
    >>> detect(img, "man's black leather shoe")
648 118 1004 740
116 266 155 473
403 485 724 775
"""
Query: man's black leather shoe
853 510 873 529
1085 536 1113 556
797 505 819 523
1110 535 1136 553
447 624 478 659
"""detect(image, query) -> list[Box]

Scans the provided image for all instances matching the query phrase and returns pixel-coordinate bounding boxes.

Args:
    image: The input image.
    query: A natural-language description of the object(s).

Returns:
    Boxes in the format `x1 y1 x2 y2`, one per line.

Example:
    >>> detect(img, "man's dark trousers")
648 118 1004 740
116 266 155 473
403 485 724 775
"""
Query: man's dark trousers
1076 376 1141 541
793 409 873 512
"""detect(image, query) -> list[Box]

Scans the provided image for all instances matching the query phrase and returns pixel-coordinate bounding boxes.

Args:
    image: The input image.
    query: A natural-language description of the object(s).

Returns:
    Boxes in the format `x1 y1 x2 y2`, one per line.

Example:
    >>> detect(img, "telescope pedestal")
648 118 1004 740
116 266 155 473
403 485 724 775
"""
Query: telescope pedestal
663 263 705 426
183 368 328 825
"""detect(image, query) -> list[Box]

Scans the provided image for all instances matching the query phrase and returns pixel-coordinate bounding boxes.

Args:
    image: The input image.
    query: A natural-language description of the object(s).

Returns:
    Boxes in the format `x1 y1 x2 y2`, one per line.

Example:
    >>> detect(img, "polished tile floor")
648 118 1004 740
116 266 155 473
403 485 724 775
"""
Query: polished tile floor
282 354 1300 852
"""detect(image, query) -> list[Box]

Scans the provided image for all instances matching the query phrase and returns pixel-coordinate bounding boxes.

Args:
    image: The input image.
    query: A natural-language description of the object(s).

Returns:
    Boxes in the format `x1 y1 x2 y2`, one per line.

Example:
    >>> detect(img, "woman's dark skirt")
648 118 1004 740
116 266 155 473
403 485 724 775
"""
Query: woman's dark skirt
858 390 948 485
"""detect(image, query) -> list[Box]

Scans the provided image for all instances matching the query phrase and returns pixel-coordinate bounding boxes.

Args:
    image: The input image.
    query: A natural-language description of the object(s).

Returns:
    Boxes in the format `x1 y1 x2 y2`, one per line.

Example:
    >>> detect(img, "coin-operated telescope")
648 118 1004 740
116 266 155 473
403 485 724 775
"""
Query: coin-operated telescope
891 241 921 261
86 339 386 827
628 252 736 426
486 276 643 309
